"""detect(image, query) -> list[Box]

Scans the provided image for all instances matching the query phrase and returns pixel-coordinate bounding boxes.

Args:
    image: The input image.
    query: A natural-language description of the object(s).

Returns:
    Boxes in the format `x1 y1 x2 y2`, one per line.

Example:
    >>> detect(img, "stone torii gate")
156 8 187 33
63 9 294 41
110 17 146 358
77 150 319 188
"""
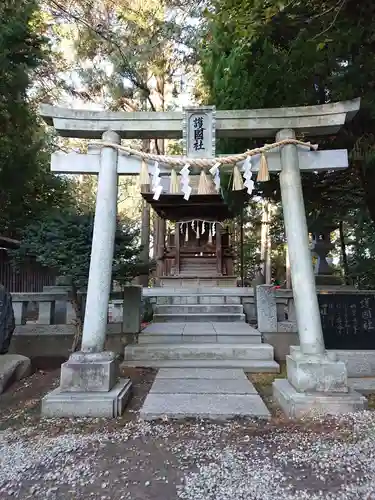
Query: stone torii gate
40 99 366 417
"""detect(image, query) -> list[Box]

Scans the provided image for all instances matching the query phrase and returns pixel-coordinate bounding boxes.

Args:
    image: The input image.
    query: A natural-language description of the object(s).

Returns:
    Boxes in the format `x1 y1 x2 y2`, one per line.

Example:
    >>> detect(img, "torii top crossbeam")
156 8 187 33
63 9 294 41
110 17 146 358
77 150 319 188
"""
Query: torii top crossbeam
40 99 360 139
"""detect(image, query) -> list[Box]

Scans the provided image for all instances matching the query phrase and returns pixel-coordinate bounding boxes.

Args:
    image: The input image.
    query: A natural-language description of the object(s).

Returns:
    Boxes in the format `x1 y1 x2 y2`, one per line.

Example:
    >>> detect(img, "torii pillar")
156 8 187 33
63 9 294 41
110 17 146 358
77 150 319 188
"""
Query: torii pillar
272 129 366 417
42 131 132 417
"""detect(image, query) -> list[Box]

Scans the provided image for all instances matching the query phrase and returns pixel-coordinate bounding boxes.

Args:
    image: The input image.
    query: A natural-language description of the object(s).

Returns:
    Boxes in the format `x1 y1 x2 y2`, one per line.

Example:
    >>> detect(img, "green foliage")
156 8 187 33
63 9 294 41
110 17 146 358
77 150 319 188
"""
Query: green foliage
220 170 250 217
232 201 262 280
12 210 148 289
232 201 287 282
69 175 98 215
201 0 375 111
142 298 154 323
47 0 199 111
343 211 375 290
200 0 375 286
199 0 375 210
12 208 149 350
0 0 72 236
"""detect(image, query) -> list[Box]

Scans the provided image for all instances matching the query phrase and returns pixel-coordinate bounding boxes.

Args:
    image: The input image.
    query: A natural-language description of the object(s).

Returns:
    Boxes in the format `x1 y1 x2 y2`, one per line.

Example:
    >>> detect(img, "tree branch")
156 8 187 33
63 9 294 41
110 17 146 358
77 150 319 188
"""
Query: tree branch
47 0 165 152
48 0 151 96
310 0 347 40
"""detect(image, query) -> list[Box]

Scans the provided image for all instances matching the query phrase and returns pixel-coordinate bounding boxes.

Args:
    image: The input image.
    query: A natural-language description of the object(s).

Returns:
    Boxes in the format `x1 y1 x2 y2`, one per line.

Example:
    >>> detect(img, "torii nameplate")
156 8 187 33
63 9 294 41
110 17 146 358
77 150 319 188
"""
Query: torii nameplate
182 106 216 158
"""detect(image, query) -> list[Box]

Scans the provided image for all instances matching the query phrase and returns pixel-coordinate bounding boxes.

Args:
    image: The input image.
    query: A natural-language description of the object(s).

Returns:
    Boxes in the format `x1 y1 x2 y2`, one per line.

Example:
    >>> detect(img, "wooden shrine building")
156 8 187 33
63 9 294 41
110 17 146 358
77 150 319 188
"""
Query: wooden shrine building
139 106 251 287
142 170 247 287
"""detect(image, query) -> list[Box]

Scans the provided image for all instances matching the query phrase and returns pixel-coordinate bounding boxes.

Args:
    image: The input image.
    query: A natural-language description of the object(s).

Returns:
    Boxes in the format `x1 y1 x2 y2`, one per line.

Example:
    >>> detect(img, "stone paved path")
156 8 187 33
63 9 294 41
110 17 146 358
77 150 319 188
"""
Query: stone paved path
140 368 271 420
1 368 375 499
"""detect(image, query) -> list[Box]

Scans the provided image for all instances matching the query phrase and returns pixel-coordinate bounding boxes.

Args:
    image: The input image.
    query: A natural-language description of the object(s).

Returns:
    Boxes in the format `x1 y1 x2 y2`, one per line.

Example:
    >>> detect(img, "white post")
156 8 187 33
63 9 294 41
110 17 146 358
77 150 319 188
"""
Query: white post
260 199 268 279
265 202 272 284
81 130 120 353
285 244 291 289
138 199 150 286
276 129 325 356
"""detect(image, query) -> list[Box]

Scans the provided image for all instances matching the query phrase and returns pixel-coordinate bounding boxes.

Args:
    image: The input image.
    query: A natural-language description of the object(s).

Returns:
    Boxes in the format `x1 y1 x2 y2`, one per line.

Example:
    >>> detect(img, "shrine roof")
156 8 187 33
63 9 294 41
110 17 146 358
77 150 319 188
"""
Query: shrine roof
40 99 360 140
141 193 233 221
141 188 249 221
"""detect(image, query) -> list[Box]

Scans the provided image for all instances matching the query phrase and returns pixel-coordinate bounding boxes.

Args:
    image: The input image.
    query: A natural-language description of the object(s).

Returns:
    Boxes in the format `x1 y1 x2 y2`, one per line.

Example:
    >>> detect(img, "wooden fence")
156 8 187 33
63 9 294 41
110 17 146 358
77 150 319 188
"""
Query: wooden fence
0 249 56 293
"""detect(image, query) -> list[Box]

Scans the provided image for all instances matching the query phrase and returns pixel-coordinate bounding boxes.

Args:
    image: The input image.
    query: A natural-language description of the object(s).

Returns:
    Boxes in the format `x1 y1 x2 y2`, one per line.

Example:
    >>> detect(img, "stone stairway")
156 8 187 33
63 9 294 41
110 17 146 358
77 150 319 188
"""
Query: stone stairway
179 257 217 276
152 289 245 322
153 304 245 322
124 341 278 371
122 289 279 373
137 322 261 344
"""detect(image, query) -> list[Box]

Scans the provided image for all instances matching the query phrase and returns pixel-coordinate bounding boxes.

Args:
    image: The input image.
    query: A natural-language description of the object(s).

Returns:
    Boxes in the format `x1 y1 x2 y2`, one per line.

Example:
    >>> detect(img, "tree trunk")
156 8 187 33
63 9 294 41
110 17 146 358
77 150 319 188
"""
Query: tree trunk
260 200 268 277
363 169 375 226
138 200 150 286
339 220 350 285
70 284 84 352
240 208 244 286
355 157 375 226
265 202 272 284
285 244 291 289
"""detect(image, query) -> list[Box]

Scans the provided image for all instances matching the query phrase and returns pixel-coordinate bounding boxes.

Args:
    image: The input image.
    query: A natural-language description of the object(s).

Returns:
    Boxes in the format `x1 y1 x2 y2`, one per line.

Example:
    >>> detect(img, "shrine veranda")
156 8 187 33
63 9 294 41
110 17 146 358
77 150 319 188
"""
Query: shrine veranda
39 99 369 419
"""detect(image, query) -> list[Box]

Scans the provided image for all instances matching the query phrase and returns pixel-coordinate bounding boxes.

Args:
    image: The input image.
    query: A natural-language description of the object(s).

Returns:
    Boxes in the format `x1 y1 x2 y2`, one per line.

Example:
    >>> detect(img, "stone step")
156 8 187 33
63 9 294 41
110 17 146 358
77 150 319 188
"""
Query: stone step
157 368 249 379
154 304 243 315
156 296 241 305
124 343 275 362
178 274 219 278
141 322 260 333
123 358 279 372
179 276 220 280
153 313 246 322
180 262 217 265
180 264 217 268
178 271 218 274
138 334 261 344
180 265 217 270
180 267 217 271
159 277 238 288
180 262 217 266
180 258 216 263
140 370 271 420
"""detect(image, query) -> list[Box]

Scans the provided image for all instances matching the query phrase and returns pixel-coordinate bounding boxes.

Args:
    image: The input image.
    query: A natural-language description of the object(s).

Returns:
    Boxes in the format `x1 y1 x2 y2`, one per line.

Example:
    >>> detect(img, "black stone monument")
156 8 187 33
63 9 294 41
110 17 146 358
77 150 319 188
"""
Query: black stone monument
319 292 375 349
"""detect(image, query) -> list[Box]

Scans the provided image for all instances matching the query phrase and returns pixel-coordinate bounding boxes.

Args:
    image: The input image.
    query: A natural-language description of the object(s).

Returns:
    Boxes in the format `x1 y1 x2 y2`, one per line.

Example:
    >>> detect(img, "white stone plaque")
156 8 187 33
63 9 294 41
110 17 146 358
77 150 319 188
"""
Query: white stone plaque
183 106 216 158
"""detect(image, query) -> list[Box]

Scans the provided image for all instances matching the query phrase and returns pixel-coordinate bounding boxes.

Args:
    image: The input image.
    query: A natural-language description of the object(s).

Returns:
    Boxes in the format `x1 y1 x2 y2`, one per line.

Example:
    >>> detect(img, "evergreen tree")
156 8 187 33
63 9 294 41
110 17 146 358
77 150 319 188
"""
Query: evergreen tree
200 0 375 285
199 0 375 220
12 210 149 350
0 0 71 237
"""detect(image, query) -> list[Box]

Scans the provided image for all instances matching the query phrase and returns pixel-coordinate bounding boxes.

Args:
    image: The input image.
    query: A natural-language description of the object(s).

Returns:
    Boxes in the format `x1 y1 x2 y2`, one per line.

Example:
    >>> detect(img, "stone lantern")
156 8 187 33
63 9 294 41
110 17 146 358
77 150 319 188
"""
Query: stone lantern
309 220 343 286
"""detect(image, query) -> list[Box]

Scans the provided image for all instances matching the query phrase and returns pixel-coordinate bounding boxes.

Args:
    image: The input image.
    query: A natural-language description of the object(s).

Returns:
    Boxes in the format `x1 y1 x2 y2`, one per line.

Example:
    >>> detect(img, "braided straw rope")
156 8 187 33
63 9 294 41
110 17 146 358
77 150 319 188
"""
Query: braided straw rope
90 138 317 168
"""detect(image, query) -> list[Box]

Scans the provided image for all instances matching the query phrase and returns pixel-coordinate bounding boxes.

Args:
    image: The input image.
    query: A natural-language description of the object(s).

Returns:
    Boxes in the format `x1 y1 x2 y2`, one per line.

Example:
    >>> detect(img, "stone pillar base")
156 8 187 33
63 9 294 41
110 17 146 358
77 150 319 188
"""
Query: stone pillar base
286 347 348 393
274 346 367 417
273 379 367 418
41 351 132 417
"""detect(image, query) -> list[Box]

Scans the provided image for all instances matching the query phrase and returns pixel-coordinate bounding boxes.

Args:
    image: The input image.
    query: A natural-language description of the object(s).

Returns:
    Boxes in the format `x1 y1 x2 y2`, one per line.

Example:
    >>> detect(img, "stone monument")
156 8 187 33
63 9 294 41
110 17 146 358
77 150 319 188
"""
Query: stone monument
0 284 32 394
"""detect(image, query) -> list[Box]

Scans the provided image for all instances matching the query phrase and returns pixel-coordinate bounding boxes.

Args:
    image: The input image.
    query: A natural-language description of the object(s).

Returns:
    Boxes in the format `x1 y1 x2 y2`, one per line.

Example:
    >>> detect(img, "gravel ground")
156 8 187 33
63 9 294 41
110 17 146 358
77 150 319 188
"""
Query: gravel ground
1 368 375 499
